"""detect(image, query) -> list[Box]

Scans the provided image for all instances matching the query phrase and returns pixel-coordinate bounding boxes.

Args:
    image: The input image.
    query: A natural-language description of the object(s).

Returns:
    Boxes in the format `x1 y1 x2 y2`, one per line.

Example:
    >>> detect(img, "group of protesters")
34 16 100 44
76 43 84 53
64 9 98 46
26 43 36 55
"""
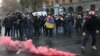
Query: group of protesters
0 10 100 50
2 13 79 37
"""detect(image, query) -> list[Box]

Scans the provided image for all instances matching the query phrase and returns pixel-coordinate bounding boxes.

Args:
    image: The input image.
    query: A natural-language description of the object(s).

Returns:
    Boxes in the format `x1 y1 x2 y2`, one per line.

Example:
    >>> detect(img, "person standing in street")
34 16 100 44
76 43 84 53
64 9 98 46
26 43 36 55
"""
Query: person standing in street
75 15 83 33
65 14 74 35
82 11 98 50
44 15 55 38
0 18 2 35
11 13 19 39
34 14 41 37
56 15 64 34
17 12 24 41
3 15 13 36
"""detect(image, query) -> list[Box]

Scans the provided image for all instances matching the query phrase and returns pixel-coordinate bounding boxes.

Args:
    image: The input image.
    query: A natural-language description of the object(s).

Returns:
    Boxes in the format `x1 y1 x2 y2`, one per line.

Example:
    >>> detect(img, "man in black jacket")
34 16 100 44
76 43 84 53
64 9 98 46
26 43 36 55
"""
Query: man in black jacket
56 15 64 34
0 18 2 35
82 11 98 50
3 15 13 36
11 13 19 38
16 12 24 40
33 15 41 37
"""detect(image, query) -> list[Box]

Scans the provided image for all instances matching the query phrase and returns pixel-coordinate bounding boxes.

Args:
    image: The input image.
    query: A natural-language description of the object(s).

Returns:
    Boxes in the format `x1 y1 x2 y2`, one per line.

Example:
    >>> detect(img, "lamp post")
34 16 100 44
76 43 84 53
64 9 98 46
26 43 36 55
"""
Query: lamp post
17 0 20 3
0 0 2 7
43 1 46 11
0 0 2 17
19 0 28 12
54 0 59 16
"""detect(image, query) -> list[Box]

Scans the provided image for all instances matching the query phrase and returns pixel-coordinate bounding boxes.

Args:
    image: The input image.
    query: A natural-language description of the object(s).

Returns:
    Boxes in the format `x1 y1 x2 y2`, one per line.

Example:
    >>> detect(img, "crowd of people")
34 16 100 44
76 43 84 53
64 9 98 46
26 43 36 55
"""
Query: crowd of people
0 11 100 50
0 12 78 39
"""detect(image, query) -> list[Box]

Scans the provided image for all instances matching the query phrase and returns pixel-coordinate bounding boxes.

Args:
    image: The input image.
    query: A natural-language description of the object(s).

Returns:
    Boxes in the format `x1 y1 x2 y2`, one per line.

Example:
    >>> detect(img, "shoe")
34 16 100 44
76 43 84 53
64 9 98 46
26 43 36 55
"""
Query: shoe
81 46 85 50
92 46 97 50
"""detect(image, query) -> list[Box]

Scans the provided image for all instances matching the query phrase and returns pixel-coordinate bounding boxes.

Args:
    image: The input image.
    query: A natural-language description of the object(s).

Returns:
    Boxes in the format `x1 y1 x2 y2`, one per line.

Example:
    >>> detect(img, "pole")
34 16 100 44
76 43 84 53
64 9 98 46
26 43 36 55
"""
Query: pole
54 0 59 16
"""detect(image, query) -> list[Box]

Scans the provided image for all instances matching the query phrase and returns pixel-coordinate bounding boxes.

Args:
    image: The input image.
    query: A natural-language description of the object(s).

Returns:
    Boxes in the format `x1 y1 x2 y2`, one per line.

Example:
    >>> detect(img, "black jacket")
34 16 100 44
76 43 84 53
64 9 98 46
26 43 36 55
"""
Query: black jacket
3 17 13 28
56 18 64 27
33 16 41 28
83 16 98 31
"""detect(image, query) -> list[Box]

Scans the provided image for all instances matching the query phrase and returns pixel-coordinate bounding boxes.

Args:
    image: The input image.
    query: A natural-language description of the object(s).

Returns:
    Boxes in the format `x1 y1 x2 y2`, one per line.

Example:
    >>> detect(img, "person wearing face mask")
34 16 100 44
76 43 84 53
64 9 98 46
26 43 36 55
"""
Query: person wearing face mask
65 13 74 35
82 11 98 50
44 15 55 38
56 15 64 34
25 14 34 39
10 13 19 39
75 15 83 33
3 14 13 36
33 14 41 37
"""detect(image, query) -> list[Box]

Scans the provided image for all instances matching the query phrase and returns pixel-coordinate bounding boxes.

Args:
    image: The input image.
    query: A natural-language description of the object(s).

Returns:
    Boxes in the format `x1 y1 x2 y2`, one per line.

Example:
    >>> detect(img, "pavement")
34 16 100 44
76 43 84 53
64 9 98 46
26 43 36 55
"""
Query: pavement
0 27 100 56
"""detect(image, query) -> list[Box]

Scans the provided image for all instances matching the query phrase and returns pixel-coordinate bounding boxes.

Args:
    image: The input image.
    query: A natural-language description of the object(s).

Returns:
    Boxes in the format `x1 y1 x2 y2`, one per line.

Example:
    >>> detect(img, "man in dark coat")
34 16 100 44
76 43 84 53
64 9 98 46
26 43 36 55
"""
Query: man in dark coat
75 15 83 33
3 15 13 36
11 13 19 38
82 11 98 50
33 15 41 37
65 14 74 35
56 15 64 34
16 12 24 40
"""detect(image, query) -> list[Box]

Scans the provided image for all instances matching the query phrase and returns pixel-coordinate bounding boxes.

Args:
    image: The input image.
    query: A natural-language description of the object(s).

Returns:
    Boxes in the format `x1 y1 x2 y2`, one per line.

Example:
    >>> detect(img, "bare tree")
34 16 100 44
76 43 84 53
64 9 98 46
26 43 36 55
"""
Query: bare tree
20 0 44 10
1 0 21 15
1 0 45 16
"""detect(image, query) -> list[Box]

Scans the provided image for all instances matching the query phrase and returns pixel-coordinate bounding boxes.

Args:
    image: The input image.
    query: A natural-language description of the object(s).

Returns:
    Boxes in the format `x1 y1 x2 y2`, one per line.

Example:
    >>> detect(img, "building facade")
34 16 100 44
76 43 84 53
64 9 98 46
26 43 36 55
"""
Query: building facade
45 0 100 15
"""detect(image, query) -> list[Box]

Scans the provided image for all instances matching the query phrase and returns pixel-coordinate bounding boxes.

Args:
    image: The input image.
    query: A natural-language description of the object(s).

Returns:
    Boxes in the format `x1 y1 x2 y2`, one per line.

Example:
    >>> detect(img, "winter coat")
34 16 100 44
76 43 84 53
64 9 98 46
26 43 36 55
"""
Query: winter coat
33 16 41 28
3 17 13 28
65 16 74 25
83 15 98 31
56 18 64 27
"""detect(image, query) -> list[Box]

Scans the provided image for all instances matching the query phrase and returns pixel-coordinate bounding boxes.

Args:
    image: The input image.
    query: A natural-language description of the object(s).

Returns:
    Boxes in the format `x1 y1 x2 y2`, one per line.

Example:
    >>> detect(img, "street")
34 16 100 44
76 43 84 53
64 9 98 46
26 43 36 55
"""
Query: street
0 0 100 56
0 27 100 56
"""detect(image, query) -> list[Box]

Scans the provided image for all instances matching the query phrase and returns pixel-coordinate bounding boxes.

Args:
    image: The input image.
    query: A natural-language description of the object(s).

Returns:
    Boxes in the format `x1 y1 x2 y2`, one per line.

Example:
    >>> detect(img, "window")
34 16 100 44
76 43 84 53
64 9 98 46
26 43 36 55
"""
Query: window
69 0 72 3
55 0 59 3
46 1 49 6
51 1 53 5
62 0 65 3
78 0 82 2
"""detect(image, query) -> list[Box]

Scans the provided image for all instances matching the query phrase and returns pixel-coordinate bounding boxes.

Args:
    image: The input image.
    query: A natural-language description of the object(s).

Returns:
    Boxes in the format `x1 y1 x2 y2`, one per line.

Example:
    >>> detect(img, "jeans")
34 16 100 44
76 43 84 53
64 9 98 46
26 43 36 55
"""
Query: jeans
11 27 19 38
63 24 66 34
56 26 63 34
5 28 11 36
34 27 40 37
66 23 72 34
45 28 53 37
23 27 27 37
19 27 24 41
82 30 97 46
75 23 82 33
25 27 34 39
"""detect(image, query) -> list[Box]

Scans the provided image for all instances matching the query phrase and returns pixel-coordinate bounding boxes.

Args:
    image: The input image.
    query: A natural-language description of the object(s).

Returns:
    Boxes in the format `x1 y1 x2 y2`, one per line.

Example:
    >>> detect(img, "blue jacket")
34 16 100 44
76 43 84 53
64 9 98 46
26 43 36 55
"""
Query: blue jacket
3 17 13 28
